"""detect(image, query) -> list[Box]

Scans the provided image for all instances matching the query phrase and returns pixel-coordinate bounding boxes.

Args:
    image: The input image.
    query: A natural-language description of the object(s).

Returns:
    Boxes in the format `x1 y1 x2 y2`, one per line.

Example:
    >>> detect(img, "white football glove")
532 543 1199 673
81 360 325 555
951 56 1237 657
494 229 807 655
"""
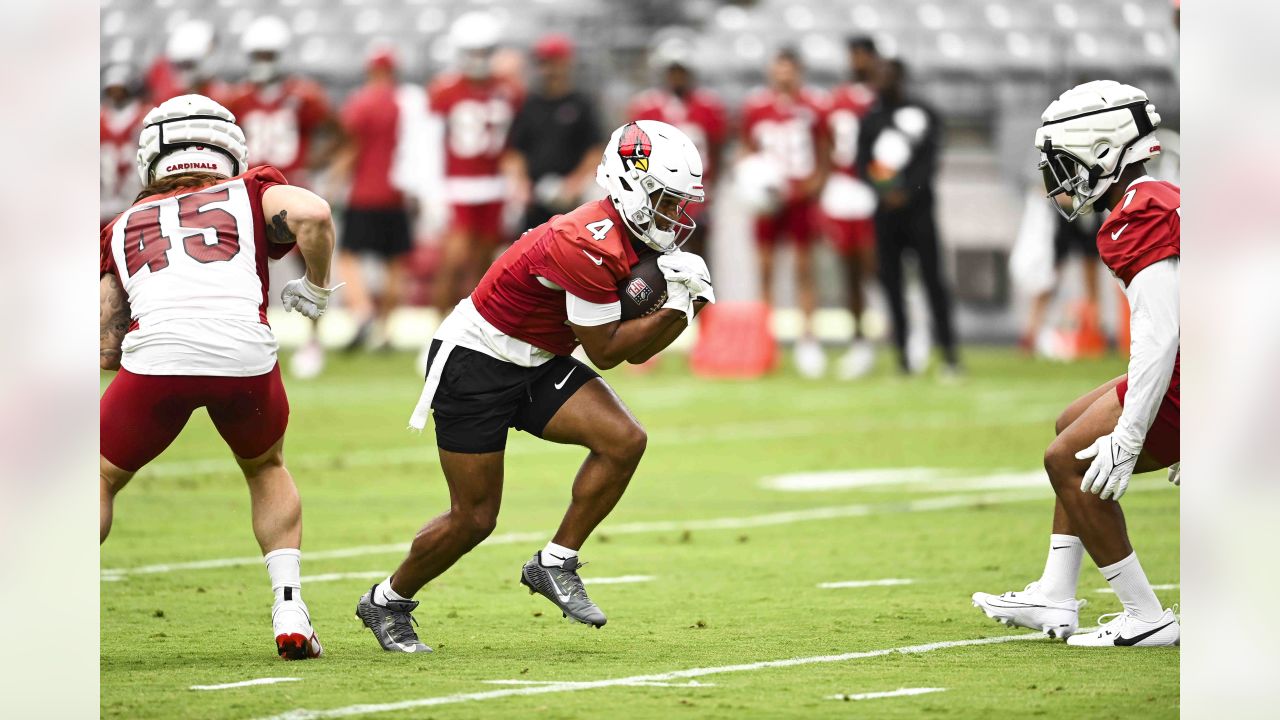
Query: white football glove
1167 462 1180 487
657 250 716 304
661 280 695 323
1075 433 1141 501
281 276 344 320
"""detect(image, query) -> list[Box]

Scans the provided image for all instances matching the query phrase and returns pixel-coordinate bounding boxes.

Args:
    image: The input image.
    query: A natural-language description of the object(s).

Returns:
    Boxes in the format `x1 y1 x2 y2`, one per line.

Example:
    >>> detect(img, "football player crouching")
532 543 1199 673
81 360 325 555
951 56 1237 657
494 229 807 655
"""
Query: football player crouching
355 120 712 652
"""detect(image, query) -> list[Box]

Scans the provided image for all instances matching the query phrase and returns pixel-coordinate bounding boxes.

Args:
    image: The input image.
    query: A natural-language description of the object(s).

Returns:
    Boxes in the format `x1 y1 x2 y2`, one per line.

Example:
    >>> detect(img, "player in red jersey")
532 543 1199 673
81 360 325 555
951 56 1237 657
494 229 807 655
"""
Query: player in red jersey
100 95 342 660
626 40 728 257
973 82 1180 647
145 20 230 105
429 11 524 315
821 37 880 379
356 121 713 651
741 48 831 377
100 64 147 227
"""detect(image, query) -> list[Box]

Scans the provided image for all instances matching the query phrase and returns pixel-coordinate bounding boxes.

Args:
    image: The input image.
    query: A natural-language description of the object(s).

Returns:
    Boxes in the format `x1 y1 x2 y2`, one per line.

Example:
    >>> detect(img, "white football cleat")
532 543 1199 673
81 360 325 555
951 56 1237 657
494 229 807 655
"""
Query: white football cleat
836 341 875 380
971 582 1087 639
1066 608 1180 647
795 337 827 379
273 598 324 660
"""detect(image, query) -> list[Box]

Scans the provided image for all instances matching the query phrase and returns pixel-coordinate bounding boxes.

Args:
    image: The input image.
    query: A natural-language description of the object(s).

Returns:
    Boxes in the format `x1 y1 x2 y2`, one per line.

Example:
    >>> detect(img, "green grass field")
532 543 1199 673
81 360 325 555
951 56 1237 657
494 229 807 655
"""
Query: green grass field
100 348 1179 719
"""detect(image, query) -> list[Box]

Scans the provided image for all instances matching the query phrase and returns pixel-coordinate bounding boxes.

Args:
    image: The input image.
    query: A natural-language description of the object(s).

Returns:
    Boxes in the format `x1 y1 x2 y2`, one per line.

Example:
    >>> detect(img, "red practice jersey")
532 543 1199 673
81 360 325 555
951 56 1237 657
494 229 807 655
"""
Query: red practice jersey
627 88 729 185
100 100 148 223
471 198 642 356
1096 178 1180 286
224 78 331 185
340 82 403 209
741 87 828 186
824 82 876 176
428 73 522 204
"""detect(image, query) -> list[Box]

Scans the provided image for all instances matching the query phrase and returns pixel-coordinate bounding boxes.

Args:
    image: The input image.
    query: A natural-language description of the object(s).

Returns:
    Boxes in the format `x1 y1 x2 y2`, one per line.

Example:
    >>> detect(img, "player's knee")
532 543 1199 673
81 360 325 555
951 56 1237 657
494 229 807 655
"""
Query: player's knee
456 505 499 543
1042 440 1076 488
611 422 647 465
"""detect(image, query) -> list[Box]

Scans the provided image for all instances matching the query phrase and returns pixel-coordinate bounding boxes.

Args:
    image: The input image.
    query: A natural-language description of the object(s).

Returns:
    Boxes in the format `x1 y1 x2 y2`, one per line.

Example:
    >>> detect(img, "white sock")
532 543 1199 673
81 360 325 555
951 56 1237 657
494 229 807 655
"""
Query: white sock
264 548 302 604
1038 534 1083 601
540 542 578 568
1100 552 1163 621
371 573 409 602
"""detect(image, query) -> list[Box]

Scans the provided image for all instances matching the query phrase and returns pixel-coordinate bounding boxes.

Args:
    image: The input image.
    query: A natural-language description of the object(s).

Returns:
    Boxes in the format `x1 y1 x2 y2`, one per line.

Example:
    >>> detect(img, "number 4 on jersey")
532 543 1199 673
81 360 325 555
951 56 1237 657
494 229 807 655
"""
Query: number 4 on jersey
585 218 613 241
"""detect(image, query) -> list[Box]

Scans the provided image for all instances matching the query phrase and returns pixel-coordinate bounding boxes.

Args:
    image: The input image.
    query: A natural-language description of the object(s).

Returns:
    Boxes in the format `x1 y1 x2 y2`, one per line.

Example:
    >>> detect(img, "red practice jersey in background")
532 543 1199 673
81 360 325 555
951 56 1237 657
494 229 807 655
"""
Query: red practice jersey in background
340 82 403 209
824 82 876 176
224 78 331 186
100 100 148 224
627 88 729 188
471 198 641 356
741 87 828 195
428 73 522 205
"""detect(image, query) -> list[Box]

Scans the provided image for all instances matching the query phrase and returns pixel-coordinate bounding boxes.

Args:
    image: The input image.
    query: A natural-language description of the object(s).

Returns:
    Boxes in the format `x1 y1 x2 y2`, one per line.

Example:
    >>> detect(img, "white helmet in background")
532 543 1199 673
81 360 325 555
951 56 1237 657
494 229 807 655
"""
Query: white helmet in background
167 20 214 65
733 152 785 216
649 38 694 73
450 11 500 79
1034 80 1161 220
136 94 249 185
242 16 292 84
597 120 705 253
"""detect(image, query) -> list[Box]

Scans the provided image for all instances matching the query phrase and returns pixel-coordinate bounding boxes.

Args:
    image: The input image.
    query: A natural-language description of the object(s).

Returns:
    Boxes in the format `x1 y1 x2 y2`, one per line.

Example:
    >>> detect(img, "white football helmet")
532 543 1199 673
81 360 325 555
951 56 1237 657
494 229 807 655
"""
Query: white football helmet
167 20 214 65
450 11 499 79
242 16 291 83
597 120 705 253
136 94 249 185
1035 80 1161 220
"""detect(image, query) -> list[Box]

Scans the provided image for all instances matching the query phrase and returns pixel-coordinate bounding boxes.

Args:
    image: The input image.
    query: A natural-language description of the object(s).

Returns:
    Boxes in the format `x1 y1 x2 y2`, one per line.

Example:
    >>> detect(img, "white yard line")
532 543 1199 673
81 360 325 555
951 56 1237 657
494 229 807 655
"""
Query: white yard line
101 481 1168 579
1095 583 1179 594
300 571 388 584
583 575 655 585
251 632 1044 719
826 687 946 701
482 680 713 688
191 677 301 691
818 579 915 589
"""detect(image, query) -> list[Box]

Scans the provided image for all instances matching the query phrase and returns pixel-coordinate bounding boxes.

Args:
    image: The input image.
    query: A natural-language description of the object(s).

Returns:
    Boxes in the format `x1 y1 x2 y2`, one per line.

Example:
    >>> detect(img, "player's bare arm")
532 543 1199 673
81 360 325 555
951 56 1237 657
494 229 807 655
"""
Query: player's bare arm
571 309 687 370
263 184 335 286
100 273 130 371
626 299 708 364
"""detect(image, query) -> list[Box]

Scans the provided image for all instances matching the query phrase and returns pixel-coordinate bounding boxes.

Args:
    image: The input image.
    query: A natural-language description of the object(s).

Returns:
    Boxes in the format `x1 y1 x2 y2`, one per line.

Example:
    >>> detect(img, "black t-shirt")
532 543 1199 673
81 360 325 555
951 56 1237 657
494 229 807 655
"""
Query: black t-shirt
855 97 942 212
508 90 604 182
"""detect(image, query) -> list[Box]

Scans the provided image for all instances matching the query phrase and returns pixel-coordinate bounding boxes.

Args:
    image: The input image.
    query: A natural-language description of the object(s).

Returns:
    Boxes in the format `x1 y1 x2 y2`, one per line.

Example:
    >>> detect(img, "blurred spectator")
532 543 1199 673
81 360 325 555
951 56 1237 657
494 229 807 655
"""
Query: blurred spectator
145 20 228 104
333 49 415 351
100 64 146 228
503 34 604 234
626 40 728 257
429 12 523 317
741 48 830 378
856 58 959 375
821 36 880 380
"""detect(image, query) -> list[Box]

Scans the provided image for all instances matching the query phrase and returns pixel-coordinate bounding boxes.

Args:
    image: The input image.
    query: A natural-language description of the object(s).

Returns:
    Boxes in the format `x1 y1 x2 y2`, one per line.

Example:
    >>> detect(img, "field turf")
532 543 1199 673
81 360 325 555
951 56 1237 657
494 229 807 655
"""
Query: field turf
100 348 1179 719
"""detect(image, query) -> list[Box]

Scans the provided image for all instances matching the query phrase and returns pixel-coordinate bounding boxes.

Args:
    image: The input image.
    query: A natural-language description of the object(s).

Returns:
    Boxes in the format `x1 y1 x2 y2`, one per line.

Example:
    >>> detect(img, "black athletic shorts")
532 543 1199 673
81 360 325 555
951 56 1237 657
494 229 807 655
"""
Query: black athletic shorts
1053 215 1100 263
342 207 412 259
424 339 600 454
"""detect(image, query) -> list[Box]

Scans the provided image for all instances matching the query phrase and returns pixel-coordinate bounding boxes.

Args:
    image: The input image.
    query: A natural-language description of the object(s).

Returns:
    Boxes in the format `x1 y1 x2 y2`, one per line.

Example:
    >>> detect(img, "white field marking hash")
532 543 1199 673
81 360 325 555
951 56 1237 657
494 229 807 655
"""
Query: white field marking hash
252 631 1048 719
101 480 1168 579
818 579 915 589
582 575 655 585
1095 583 1179 594
826 687 946 701
190 677 301 691
482 680 713 688
300 571 388 584
761 468 1047 493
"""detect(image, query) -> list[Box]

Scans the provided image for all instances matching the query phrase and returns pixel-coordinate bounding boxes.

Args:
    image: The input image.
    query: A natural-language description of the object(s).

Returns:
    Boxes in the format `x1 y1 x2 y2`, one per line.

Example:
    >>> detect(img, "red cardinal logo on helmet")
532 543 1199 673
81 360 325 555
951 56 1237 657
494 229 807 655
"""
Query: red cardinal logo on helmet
618 122 652 172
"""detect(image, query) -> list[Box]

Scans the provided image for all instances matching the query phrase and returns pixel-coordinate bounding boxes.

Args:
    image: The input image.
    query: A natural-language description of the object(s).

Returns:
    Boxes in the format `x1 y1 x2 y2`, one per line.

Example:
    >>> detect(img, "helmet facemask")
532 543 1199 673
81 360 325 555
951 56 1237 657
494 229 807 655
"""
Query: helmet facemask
631 174 701 252
1038 140 1106 221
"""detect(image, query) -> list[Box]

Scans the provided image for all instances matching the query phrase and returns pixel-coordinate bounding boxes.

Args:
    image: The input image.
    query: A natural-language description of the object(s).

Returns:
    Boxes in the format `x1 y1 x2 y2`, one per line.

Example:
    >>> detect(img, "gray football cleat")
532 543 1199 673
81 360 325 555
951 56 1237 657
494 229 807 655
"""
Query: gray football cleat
355 585 433 653
520 552 607 627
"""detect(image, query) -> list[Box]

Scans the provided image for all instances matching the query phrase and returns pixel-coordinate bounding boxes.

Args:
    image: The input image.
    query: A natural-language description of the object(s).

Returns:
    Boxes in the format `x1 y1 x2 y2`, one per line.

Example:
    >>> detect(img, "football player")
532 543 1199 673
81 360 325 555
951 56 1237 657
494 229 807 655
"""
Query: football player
741 48 831 378
429 11 524 316
145 20 228 104
973 82 1180 647
100 95 343 659
100 64 147 227
356 121 713 652
821 37 879 380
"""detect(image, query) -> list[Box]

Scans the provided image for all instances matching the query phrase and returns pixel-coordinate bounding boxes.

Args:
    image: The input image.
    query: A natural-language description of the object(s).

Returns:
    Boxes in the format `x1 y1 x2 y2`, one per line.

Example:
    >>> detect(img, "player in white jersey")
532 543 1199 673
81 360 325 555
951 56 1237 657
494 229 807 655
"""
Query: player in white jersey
99 95 343 660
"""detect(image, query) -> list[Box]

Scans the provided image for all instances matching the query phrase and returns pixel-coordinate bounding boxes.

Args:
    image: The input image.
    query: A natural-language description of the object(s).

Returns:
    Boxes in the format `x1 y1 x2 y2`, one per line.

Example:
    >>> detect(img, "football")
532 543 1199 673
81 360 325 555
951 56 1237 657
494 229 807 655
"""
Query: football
618 252 668 320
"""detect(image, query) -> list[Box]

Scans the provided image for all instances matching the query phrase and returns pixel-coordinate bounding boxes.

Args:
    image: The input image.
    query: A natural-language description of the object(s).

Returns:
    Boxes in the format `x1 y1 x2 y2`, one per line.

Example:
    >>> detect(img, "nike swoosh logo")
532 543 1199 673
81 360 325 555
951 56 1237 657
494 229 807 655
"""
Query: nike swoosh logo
547 573 573 603
1052 545 1072 550
1114 620 1175 646
1110 223 1129 240
554 368 576 390
1105 573 1121 581
582 250 604 265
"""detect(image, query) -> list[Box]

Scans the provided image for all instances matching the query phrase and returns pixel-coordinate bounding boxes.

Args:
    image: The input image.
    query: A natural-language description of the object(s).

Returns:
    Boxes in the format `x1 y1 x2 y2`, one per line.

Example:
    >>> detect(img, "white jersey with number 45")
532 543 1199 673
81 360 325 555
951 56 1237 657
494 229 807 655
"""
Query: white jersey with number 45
100 166 296 377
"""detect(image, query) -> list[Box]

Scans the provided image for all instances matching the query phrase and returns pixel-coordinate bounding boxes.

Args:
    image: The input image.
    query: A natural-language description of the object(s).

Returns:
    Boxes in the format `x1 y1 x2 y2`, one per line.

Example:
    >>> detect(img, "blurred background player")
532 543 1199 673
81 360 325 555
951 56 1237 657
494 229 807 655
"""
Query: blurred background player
145 19 227 104
504 33 605 234
429 11 523 317
99 94 341 659
857 58 960 376
821 36 880 380
626 38 728 258
332 48 416 351
741 48 830 378
1015 192 1106 357
225 15 336 378
358 121 712 651
100 64 146 228
973 81 1179 647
